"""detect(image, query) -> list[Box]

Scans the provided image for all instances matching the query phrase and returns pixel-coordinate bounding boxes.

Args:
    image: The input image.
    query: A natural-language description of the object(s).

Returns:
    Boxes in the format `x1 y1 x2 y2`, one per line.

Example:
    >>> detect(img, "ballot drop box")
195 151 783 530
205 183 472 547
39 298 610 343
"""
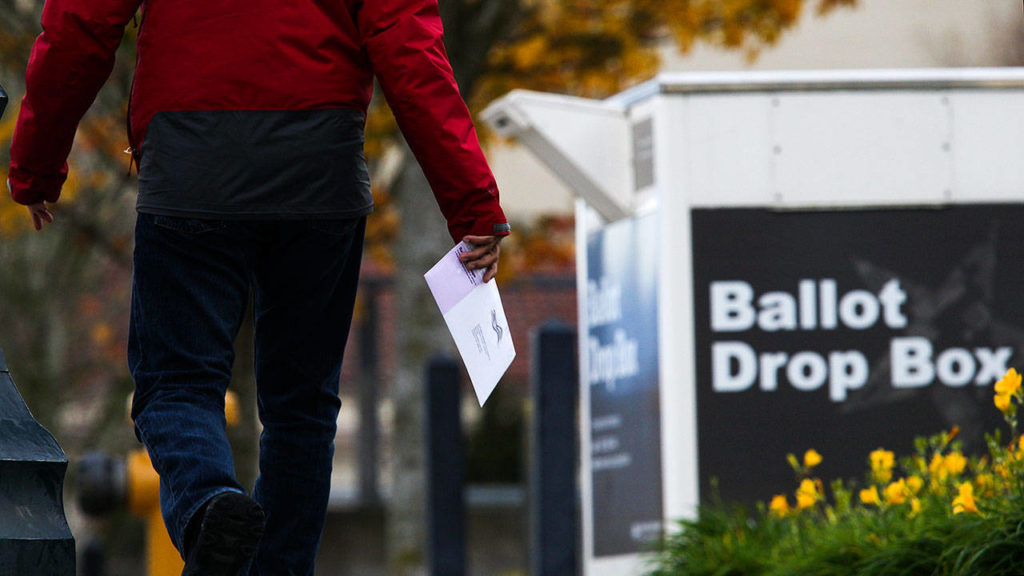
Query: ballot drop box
483 68 1024 575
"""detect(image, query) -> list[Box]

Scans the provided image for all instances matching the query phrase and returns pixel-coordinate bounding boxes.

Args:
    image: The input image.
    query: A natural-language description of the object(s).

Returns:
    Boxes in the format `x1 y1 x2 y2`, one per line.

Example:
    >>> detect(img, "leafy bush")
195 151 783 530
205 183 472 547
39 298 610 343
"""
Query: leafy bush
649 369 1024 576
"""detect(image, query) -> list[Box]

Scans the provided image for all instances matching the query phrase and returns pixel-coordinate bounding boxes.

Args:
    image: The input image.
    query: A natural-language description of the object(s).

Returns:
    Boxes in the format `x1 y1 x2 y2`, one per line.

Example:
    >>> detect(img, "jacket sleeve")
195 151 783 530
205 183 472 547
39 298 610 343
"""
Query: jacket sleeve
355 0 510 242
8 0 141 206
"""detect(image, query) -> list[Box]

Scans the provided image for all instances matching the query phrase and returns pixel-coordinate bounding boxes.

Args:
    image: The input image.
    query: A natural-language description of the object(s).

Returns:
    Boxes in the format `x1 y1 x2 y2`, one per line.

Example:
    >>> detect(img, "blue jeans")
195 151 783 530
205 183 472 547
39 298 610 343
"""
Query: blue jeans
129 213 365 576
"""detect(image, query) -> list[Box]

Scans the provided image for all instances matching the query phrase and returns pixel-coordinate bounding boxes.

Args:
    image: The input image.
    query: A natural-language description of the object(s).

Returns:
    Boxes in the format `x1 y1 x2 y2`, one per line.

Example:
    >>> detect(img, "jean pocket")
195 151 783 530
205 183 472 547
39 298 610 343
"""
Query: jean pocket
151 215 228 234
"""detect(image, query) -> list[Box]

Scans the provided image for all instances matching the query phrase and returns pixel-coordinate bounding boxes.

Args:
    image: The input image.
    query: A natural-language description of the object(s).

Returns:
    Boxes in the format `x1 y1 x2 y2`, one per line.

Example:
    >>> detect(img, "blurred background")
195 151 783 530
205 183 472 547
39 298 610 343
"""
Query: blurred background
0 1 1022 574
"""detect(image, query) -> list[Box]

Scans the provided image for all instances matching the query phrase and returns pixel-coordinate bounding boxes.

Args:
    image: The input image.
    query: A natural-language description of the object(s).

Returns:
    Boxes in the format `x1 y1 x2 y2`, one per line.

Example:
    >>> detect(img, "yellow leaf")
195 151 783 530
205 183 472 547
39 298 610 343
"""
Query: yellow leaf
511 36 548 69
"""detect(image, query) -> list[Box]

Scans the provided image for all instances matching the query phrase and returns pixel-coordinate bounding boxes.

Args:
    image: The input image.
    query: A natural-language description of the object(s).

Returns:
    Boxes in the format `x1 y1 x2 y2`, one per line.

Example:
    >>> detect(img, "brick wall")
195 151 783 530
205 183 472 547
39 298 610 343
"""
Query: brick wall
340 271 578 391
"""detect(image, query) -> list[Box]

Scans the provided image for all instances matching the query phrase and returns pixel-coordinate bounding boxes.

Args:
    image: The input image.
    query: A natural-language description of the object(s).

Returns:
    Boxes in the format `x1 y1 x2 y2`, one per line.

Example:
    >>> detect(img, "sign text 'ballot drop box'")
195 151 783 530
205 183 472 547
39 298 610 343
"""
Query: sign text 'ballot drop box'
484 68 1024 576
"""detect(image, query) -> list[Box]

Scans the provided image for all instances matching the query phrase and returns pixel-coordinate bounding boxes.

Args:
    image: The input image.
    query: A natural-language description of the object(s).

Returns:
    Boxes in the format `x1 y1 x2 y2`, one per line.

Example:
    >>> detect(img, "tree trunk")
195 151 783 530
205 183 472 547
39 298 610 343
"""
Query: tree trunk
387 140 453 575
382 5 521 569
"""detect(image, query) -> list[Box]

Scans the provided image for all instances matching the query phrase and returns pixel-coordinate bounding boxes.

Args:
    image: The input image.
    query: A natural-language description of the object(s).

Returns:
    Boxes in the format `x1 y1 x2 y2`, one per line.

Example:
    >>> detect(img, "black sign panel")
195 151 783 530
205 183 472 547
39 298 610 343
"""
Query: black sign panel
692 206 1024 507
587 212 663 557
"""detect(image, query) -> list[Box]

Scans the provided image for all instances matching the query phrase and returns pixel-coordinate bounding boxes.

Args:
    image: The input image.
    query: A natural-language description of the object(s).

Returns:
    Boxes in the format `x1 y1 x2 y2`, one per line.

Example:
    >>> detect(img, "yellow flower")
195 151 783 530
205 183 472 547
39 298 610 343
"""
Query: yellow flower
910 498 921 517
1018 435 1024 452
952 482 979 514
975 473 993 496
944 452 967 476
804 449 823 469
906 475 924 495
995 368 1022 396
995 393 1013 413
995 462 1011 479
870 449 895 470
929 454 949 484
769 494 790 517
860 486 880 506
884 478 907 505
796 478 821 509
870 449 895 483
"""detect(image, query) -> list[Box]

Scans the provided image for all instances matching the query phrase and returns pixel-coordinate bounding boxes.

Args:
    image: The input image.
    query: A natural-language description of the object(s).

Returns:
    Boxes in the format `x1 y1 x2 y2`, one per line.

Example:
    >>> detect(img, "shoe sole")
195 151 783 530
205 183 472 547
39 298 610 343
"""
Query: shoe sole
182 492 265 576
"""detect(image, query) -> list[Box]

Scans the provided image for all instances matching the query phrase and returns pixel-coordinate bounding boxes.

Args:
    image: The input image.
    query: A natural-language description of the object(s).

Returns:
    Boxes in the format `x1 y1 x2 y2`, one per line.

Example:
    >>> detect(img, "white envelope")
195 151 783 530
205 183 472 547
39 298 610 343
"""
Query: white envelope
424 242 516 406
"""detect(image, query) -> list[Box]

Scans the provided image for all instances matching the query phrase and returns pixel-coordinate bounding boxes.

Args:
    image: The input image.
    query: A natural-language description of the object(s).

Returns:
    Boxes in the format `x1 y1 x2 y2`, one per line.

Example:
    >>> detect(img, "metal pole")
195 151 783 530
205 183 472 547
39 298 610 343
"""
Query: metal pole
426 354 465 576
81 541 105 576
530 321 579 576
357 284 381 505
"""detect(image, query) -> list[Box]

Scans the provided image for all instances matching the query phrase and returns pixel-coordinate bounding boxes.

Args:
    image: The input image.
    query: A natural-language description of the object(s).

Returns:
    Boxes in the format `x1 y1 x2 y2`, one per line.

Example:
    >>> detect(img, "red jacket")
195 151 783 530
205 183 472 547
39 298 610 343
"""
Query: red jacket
9 0 509 241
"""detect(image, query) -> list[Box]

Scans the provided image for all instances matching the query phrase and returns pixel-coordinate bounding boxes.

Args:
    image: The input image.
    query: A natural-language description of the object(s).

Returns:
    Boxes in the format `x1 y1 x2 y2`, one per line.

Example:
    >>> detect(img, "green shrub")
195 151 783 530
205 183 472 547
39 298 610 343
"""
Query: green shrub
649 369 1024 576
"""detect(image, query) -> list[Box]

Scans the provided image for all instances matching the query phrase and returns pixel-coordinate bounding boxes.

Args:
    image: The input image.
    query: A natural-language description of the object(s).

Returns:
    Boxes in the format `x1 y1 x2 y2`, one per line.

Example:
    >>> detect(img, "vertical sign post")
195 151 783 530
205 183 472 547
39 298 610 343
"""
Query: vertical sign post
426 354 466 576
530 321 579 576
583 211 663 557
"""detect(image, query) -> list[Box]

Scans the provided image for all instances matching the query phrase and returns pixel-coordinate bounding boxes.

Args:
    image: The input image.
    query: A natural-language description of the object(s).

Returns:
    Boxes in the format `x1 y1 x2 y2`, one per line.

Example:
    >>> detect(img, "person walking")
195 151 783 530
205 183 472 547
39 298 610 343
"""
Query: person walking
7 0 509 574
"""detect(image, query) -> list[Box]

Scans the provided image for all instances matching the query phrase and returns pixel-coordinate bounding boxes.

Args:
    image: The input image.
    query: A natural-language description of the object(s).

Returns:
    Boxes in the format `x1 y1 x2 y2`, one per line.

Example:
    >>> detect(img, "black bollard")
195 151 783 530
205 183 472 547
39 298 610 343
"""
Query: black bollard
426 354 465 576
0 344 76 575
77 452 126 516
357 286 381 505
81 540 105 576
529 321 579 576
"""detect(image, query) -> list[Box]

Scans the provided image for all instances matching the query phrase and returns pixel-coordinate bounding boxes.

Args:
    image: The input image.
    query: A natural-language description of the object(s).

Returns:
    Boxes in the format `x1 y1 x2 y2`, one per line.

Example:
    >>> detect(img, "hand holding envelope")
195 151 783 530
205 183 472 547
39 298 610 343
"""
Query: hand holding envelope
424 242 516 406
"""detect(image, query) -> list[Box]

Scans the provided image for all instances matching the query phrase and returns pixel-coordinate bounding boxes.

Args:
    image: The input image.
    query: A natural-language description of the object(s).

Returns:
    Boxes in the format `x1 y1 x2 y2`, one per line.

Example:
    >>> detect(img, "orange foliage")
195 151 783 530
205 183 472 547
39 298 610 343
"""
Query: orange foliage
494 214 576 284
364 187 400 270
476 0 858 104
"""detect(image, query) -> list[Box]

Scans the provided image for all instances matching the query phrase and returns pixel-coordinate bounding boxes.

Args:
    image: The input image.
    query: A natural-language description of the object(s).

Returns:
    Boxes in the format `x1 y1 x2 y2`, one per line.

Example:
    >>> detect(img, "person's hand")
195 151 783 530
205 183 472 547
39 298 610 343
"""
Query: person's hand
459 234 504 283
27 202 54 231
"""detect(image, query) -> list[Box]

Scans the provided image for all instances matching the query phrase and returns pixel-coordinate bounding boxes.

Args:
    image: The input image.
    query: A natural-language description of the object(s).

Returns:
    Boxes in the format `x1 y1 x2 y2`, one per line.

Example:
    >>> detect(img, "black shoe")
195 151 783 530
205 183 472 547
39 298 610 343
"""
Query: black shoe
182 492 265 576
